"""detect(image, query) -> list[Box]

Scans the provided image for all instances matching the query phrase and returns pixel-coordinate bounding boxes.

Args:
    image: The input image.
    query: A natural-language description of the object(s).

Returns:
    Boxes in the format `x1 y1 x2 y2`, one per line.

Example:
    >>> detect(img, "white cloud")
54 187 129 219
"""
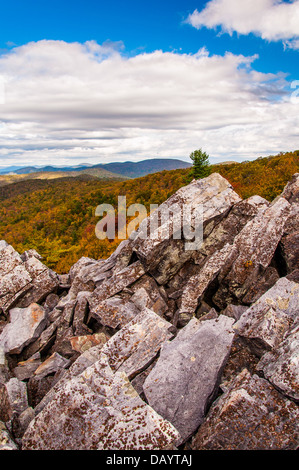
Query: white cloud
0 40 297 167
187 0 299 42
284 38 299 50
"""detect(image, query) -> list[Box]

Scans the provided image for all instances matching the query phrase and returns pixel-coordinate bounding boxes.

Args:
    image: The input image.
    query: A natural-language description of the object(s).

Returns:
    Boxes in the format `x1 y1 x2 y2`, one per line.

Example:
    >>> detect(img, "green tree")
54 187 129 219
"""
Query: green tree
189 148 211 180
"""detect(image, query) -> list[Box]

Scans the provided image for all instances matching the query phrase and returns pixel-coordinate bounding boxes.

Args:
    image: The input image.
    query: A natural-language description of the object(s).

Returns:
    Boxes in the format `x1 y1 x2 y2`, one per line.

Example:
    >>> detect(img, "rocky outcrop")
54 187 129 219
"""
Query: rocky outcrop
143 315 235 442
0 172 298 450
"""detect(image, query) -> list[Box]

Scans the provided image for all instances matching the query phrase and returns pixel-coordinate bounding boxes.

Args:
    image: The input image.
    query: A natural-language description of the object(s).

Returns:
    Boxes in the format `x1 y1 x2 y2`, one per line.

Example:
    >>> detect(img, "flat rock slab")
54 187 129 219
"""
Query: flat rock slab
191 369 299 450
0 243 59 313
143 315 235 443
234 277 299 356
13 353 42 381
0 303 47 355
0 378 28 422
178 243 234 324
257 319 299 401
34 343 107 415
69 332 108 354
101 308 174 379
131 173 241 284
90 296 140 329
213 197 291 307
22 354 180 450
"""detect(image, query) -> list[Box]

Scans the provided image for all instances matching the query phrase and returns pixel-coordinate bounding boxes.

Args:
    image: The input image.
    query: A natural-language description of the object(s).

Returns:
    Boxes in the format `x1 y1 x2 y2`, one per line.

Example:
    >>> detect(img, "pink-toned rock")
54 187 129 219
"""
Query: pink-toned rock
69 332 108 354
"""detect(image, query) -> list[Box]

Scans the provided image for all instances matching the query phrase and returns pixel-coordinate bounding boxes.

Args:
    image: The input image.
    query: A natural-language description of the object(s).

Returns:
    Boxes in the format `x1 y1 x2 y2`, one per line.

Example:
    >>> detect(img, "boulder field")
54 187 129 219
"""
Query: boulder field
0 173 298 450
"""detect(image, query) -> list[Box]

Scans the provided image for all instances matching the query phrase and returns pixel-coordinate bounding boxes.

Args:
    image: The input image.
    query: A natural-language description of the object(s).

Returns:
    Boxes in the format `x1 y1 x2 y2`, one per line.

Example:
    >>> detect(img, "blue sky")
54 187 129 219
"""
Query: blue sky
0 0 298 166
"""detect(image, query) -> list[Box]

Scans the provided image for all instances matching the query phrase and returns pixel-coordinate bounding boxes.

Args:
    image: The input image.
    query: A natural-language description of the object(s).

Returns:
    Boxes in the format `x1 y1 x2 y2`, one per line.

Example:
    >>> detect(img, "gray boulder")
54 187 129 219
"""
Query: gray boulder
0 378 28 423
143 315 235 443
213 197 291 308
234 277 299 356
101 308 174 379
0 303 48 355
257 319 299 401
22 354 180 450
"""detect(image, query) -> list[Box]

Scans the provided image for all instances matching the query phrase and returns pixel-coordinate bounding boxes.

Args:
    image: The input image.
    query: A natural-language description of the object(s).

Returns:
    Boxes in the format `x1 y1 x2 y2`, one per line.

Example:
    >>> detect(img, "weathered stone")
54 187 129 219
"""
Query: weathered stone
90 295 140 329
34 343 106 415
213 197 291 308
0 243 23 278
104 239 134 272
0 303 47 355
191 369 299 450
241 265 280 305
72 291 92 336
49 327 75 358
22 354 180 450
21 320 57 360
0 244 59 314
222 304 248 321
257 319 299 401
101 308 174 379
234 277 299 356
57 274 71 290
20 249 43 262
43 293 60 314
69 332 108 354
143 315 235 443
130 360 157 397
0 346 11 385
16 257 59 308
280 230 299 275
11 406 35 439
0 421 18 450
279 173 299 204
33 352 70 379
68 256 101 282
89 261 145 308
130 274 168 316
131 173 241 284
199 195 269 257
0 378 28 422
13 353 42 381
27 375 55 409
220 337 260 392
287 269 299 283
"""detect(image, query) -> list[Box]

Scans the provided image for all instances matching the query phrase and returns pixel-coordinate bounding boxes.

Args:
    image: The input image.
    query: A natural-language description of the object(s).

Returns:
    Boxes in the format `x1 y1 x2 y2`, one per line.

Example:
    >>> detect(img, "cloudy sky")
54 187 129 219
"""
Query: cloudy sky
0 0 298 168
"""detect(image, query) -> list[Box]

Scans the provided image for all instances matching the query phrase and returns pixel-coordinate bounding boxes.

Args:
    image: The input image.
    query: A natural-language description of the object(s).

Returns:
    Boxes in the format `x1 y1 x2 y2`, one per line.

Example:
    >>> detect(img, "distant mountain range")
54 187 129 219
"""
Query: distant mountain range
0 158 191 179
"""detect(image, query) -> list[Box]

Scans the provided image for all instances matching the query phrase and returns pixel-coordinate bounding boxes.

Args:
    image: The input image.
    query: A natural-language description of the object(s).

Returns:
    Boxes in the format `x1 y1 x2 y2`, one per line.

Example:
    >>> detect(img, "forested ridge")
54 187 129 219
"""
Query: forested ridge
0 150 298 273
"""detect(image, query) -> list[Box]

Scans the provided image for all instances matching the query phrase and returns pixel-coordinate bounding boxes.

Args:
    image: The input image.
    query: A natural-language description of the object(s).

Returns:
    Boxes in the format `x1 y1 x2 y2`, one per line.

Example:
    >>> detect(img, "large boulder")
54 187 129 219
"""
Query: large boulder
131 173 241 284
257 319 299 401
0 304 48 355
191 369 299 450
22 354 180 450
213 197 291 308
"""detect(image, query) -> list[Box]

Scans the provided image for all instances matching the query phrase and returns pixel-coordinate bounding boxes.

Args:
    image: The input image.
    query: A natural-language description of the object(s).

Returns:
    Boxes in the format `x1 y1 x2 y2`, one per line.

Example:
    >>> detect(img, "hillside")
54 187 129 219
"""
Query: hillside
0 150 298 273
